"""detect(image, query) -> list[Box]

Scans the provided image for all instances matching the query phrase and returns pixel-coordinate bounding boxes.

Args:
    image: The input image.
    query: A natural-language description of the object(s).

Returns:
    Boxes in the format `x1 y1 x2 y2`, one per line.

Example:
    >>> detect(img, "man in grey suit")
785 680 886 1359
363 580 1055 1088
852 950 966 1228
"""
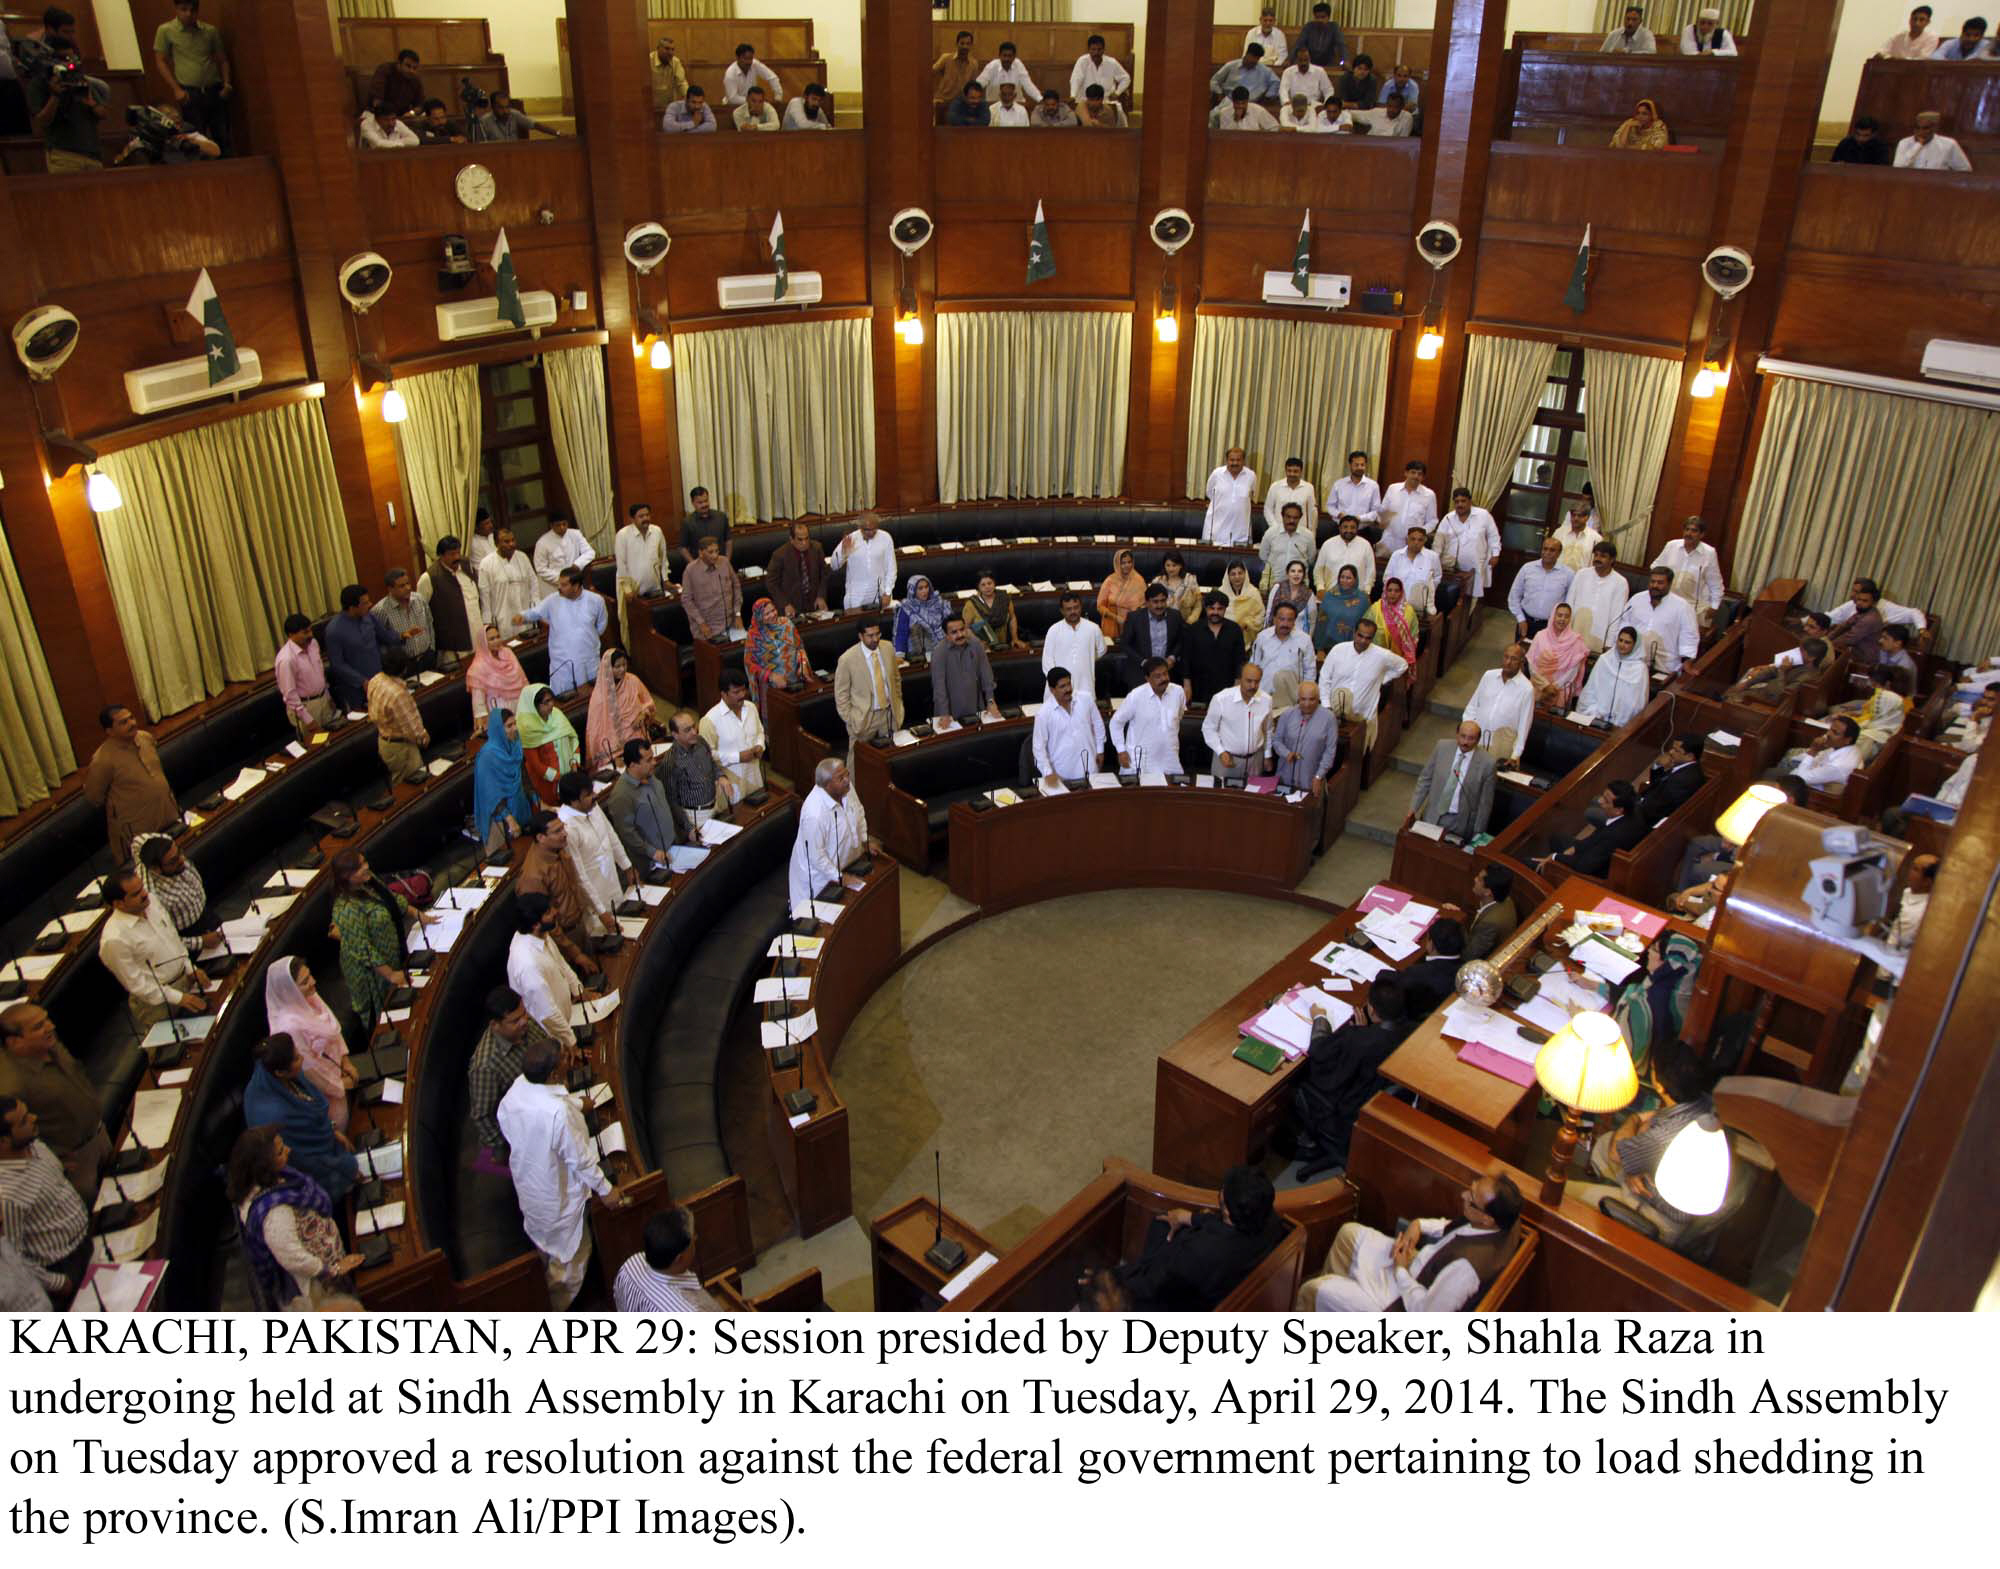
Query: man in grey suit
1272 681 1338 797
930 614 1000 722
1405 719 1495 840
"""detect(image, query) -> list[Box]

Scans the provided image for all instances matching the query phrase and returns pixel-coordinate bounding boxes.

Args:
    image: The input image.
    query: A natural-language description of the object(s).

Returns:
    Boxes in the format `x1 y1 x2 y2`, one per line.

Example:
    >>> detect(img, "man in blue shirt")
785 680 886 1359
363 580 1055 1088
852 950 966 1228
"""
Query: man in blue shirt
322 584 398 710
1507 535 1574 641
520 568 608 696
1210 42 1278 103
1934 18 1994 57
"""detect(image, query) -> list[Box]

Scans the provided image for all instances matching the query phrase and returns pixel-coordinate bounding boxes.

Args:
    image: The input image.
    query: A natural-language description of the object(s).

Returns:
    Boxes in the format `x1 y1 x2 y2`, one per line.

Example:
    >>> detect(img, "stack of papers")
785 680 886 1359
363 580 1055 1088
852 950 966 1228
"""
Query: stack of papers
585 1082 615 1109
142 1016 213 1049
666 845 709 874
248 892 297 921
284 740 308 760
1592 896 1667 940
1312 941 1395 984
221 765 271 802
761 1009 818 1049
635 883 671 906
426 757 454 777
891 729 920 747
358 1142 404 1180
72 1260 164 1312
7 953 64 983
436 884 492 911
378 1078 406 1105
1140 773 1168 788
754 976 813 1003
220 915 268 956
1087 772 1122 790
1498 769 1536 786
1409 821 1445 841
357 1201 406 1235
100 1209 161 1261
96 1157 170 1211
616 917 648 941
1536 968 1610 1014
594 1124 628 1159
419 910 468 952
570 989 621 1026
768 933 825 959
1574 935 1642 985
699 818 742 845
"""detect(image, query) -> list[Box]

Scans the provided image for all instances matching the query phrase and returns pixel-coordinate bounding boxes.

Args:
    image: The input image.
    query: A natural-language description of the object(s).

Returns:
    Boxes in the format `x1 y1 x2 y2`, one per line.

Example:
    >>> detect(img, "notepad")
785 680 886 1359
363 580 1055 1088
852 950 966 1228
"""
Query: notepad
1030 580 1057 593
637 882 672 904
1498 769 1536 786
806 900 845 925
156 1067 193 1087
1195 774 1215 788
100 1208 161 1261
754 976 813 1002
768 934 825 959
586 1082 615 1109
1410 820 1444 841
141 1015 214 1050
417 670 446 687
38 911 99 939
787 1111 813 1128
1088 772 1122 790
311 731 330 746
617 917 648 941
438 884 491 911
96 1156 169 1211
891 729 920 747
380 1078 405 1105
1139 772 1168 788
426 757 453 777
570 990 621 1026
358 1142 404 1180
595 1123 628 1158
357 1201 406 1235
1575 935 1643 985
761 1011 818 1049
6 952 63 982
938 1250 1000 1302
284 740 308 759
266 868 319 891
221 765 271 802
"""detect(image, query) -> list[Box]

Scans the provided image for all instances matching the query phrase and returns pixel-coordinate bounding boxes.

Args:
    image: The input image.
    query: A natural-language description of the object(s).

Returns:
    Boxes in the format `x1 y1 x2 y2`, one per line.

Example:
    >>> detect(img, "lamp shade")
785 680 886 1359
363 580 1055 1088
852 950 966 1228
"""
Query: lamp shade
1652 1113 1731 1216
649 337 672 369
380 386 408 424
1715 782 1786 847
1534 1012 1638 1113
85 469 122 513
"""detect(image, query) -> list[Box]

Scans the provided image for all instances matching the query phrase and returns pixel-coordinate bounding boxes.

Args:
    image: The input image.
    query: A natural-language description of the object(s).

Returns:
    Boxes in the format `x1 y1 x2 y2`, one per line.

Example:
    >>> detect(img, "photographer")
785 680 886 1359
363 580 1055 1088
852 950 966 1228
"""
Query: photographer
416 96 466 145
21 8 108 173
469 88 559 141
113 102 219 166
151 0 230 154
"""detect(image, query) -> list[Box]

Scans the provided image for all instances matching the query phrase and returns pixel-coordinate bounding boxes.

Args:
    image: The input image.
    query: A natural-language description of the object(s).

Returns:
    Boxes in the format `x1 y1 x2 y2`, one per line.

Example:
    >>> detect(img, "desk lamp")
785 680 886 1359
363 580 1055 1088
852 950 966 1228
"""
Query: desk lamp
1652 1112 1731 1216
1533 1013 1638 1204
1713 782 1786 847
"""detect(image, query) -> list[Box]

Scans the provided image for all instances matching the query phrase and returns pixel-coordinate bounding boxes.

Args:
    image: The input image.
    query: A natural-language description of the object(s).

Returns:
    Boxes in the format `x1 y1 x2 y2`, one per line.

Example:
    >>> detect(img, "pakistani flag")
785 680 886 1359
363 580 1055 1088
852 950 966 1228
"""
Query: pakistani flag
1563 224 1592 315
1292 208 1313 296
186 269 238 385
1026 200 1055 285
770 211 789 301
492 228 524 328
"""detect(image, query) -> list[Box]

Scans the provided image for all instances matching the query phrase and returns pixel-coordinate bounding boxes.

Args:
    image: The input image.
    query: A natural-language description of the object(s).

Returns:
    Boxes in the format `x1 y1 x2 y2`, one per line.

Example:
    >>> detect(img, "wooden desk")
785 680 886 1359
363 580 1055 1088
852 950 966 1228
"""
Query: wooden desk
1854 57 2000 159
870 1196 999 1311
1505 49 1740 144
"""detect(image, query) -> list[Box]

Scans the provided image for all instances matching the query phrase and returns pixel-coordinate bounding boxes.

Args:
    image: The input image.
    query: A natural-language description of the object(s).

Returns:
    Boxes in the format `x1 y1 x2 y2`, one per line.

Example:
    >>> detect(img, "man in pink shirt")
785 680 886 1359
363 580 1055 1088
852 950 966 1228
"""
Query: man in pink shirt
274 614 335 742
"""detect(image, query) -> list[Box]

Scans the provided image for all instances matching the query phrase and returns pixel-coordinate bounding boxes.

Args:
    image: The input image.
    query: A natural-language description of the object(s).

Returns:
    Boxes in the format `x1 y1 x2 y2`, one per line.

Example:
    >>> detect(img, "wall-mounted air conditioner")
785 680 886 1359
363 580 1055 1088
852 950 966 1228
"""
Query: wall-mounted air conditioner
124 348 263 415
1261 270 1351 310
717 271 824 311
435 290 559 341
1920 338 2000 391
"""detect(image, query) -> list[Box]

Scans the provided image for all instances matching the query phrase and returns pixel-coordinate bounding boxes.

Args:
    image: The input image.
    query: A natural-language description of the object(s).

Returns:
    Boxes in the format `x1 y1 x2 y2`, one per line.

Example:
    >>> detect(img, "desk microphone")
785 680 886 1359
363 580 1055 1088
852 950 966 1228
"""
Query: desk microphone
923 1150 966 1275
95 1169 138 1235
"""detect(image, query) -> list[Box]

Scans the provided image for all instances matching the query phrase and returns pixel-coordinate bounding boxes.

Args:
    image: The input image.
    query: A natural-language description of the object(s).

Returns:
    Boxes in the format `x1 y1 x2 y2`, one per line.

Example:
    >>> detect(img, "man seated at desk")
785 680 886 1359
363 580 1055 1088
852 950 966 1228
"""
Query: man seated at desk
1117 1165 1282 1311
1534 779 1644 880
1402 918 1468 1018
1298 1173 1524 1312
1293 973 1413 1182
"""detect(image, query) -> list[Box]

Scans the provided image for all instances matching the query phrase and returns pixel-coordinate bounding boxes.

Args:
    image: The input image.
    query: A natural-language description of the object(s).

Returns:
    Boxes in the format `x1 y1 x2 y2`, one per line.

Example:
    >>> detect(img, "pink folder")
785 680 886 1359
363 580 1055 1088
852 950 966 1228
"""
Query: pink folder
1456 1041 1538 1087
1355 884 1409 916
1592 896 1667 941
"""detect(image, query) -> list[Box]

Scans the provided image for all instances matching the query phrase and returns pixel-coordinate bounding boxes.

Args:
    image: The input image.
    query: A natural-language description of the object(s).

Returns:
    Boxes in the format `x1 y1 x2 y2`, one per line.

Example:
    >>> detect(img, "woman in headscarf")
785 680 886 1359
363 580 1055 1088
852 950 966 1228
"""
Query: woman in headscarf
1265 558 1317 638
585 648 658 771
893 573 951 659
1368 576 1421 669
1615 932 1704 1104
329 848 434 1036
744 597 807 708
1574 625 1649 725
228 1124 359 1311
515 683 579 808
1097 549 1146 642
465 622 528 723
1527 602 1591 706
472 707 533 852
242 1033 359 1205
1314 564 1370 655
1221 560 1264 642
964 571 1024 653
1158 551 1203 625
264 957 353 1134
1611 97 1669 150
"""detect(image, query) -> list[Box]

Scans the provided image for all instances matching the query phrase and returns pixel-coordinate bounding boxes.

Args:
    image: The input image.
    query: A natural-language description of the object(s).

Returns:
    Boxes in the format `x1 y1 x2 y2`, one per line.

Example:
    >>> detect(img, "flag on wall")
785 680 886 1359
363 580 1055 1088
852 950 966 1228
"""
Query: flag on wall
1292 209 1312 295
1563 224 1592 314
770 212 789 300
492 229 524 327
186 269 238 384
1026 200 1055 284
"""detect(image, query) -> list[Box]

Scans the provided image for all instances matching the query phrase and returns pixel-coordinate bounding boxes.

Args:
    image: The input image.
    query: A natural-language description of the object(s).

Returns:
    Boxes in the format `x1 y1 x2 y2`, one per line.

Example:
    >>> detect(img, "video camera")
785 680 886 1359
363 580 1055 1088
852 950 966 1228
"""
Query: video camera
459 75 488 114
125 103 180 153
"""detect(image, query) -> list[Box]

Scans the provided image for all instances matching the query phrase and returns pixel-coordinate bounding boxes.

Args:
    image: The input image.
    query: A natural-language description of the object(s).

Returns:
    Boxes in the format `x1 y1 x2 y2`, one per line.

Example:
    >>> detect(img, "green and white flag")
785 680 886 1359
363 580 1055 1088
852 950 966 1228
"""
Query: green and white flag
1563 224 1592 315
1026 199 1055 285
770 211 788 300
1292 208 1312 296
185 268 238 384
492 228 524 327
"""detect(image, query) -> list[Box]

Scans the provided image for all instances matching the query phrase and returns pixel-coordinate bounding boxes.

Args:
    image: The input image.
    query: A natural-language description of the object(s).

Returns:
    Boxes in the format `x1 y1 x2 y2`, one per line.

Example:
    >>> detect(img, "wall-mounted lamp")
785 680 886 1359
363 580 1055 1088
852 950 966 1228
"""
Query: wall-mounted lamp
637 306 673 368
1690 359 1729 399
1154 276 1180 344
649 337 672 369
85 466 122 513
894 284 924 346
1416 328 1443 361
380 383 407 424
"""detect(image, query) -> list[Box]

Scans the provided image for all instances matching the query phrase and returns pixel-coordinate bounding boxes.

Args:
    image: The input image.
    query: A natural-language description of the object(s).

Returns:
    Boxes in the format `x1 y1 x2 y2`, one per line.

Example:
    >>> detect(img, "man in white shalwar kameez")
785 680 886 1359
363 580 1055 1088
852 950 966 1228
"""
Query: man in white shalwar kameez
788 758 873 915
496 1037 628 1308
1299 1175 1522 1312
1111 658 1187 774
508 895 583 1049
1461 643 1538 765
700 674 767 795
557 776 636 922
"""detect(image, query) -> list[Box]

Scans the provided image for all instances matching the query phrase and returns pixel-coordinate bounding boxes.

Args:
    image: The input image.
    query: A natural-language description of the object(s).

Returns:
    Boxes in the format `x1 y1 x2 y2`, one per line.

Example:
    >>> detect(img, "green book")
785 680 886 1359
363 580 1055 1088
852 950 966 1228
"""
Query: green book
1233 1037 1283 1074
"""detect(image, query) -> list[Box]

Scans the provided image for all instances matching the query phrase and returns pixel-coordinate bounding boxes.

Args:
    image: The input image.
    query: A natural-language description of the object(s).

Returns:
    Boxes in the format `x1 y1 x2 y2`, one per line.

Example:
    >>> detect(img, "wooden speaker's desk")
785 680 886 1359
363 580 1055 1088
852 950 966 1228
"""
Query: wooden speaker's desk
870 1196 999 1311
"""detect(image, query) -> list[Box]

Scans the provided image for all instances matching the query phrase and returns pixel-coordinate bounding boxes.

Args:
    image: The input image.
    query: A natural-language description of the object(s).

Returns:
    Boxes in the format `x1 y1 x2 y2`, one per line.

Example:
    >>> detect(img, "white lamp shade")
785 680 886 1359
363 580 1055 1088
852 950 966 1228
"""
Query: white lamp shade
85 469 122 513
380 386 408 424
1533 1011 1638 1113
1653 1114 1731 1216
1715 782 1786 847
1154 313 1178 344
649 337 672 369
1416 328 1443 360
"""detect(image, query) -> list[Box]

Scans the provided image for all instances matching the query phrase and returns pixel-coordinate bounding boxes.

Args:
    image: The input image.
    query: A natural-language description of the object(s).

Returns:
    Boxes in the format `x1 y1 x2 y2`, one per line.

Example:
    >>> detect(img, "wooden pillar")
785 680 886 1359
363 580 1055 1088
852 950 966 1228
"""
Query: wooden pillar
1124 0 1215 502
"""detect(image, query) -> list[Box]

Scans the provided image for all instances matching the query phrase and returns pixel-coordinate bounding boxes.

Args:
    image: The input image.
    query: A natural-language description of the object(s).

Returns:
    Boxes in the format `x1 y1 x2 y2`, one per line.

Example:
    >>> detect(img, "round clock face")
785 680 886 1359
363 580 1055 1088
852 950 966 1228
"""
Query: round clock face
456 164 496 212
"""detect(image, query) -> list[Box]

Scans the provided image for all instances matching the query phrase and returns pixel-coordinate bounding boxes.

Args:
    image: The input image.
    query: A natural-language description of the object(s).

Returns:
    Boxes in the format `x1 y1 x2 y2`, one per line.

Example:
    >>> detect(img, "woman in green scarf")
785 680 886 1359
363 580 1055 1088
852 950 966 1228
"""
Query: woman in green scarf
515 682 580 808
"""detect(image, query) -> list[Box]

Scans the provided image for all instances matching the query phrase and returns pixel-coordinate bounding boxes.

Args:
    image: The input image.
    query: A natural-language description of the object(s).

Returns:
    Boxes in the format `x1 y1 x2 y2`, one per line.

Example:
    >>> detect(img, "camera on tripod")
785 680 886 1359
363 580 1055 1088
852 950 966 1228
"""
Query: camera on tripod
459 75 488 115
125 104 180 153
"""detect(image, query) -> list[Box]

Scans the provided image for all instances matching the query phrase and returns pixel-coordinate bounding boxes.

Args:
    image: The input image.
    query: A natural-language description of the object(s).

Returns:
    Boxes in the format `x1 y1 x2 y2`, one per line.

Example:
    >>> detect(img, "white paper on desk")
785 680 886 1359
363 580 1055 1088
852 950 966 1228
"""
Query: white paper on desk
586 1081 615 1109
417 670 446 687
250 892 298 921
1039 777 1069 796
726 628 748 643
1022 702 1044 717
805 900 845 926
1516 994 1580 1036
284 740 308 760
932 716 960 734
267 868 318 890
141 1014 213 1049
570 989 621 1027
222 928 266 958
1092 534 1116 545
754 976 813 1002
359 1142 404 1180
891 729 919 747
1536 969 1609 1014
439 884 491 911
125 1088 181 1150
221 765 270 802
1195 774 1215 788
1409 820 1444 841
1067 580 1092 592
1055 535 1080 544
979 537 1004 548
1319 977 1353 994
617 917 648 941
1283 989 1354 1034
1088 772 1122 790
1565 713 1598 728
761 1010 819 1048
77 1261 155 1312
637 883 671 905
990 787 1021 807
1030 580 1057 593
346 710 368 722
39 910 99 939
421 911 467 952
1576 937 1642 986
100 1208 160 1262
156 1067 192 1087
381 1078 405 1105
742 564 767 576
1325 944 1395 984
1254 1003 1314 1055
938 1250 999 1302
666 845 709 874
1363 929 1420 962
595 1123 628 1158
769 934 825 959
1498 769 1535 786
698 818 743 846
221 913 267 945
358 1201 406 1235
96 1156 169 1211
425 757 453 777
9 952 62 981
1709 729 1742 748
787 1111 813 1129
407 970 431 990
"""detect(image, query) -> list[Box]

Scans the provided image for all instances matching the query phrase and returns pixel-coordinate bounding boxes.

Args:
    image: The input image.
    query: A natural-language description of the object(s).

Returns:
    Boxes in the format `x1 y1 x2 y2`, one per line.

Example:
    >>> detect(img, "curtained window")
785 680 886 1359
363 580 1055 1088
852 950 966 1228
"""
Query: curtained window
541 346 617 556
1453 333 1561 517
673 316 876 524
935 309 1131 503
649 1 735 18
1492 344 1589 551
1581 347 1679 554
1268 1 1399 30
474 361 572 562
390 363 481 557
0 509 77 818
94 400 358 721
944 3 1074 22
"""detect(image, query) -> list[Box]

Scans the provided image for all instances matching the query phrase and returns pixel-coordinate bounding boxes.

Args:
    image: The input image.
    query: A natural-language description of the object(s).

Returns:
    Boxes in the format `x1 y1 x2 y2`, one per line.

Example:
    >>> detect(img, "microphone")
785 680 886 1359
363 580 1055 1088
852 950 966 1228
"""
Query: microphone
922 1149 966 1274
94 1168 138 1235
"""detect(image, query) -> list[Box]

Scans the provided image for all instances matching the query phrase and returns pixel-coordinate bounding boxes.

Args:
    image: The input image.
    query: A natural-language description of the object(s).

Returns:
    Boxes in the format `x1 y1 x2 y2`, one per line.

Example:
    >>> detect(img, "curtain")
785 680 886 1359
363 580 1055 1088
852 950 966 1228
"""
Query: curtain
648 1 734 19
1453 334 1560 511
936 310 1130 503
95 401 358 721
1272 1 1396 29
1734 377 1998 661
541 346 617 555
1581 348 1679 553
946 2 1073 21
336 0 395 18
1184 313 1393 503
0 509 77 818
390 364 481 557
673 317 875 523
1593 0 1753 40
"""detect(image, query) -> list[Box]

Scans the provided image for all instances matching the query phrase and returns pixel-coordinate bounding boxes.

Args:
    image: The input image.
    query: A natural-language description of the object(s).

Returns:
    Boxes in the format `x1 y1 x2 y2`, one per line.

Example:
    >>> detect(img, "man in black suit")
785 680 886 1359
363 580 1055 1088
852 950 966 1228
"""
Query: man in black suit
1402 918 1466 1018
1294 974 1413 1181
1181 589 1247 706
1637 733 1706 827
1537 780 1644 879
1118 1165 1282 1311
1120 580 1185 688
1456 863 1518 960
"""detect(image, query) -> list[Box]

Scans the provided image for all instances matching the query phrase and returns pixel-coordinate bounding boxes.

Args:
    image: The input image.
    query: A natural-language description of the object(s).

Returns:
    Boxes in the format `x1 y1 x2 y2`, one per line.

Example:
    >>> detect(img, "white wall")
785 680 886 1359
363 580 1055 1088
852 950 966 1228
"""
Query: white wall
95 0 142 71
1823 0 1929 132
732 0 860 99
1503 0 1600 42
392 0 567 103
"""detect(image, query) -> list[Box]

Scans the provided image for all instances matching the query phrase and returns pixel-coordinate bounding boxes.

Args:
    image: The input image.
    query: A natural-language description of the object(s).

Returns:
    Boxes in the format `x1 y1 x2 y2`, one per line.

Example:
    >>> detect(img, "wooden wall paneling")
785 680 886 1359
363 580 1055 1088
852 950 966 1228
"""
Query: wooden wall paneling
356 141 595 241
1507 51 1740 142
1851 58 2000 159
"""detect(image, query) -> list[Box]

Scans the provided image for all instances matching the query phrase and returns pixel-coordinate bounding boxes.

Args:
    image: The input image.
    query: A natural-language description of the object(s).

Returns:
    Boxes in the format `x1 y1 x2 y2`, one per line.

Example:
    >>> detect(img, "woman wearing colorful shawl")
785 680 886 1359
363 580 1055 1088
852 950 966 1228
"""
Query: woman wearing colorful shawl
964 572 1024 652
1221 560 1264 642
465 622 528 722
1528 602 1591 705
242 1034 359 1206
264 957 353 1133
472 707 533 851
1159 551 1204 625
1610 97 1669 151
1264 559 1317 638
228 1124 358 1311
1574 625 1649 726
1368 576 1421 668
1097 549 1146 642
1615 932 1704 1106
516 683 579 807
329 848 433 1032
744 597 807 707
893 573 951 659
585 648 658 770
1314 565 1370 655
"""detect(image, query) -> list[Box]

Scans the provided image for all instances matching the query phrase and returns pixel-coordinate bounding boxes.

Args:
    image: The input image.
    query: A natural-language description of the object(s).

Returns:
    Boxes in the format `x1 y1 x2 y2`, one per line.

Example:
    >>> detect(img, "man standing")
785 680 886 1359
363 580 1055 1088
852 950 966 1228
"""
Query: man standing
1377 459 1438 560
1298 3 1348 68
98 868 211 1031
677 486 732 574
1508 536 1574 641
1300 1173 1523 1310
834 622 902 768
1113 657 1187 775
1551 499 1602 573
1567 541 1631 651
768 521 829 617
1272 680 1337 796
603 740 689 872
1314 512 1376 594
1881 7 1939 57
722 42 783 107
1327 451 1382 538
1120 582 1184 678
1033 669 1107 787
836 511 897 610
700 672 768 795
1602 6 1657 52
1406 720 1495 839
977 41 1043 103
1070 34 1129 105
533 515 595 588
134 831 216 940
151 0 230 152
1202 663 1273 783
681 535 743 640
1386 524 1443 617
496 1037 628 1309
467 985 554 1159
1251 602 1316 707
1042 592 1108 704
519 568 608 697
1202 447 1257 546
929 615 1000 722
365 47 423 122
1651 515 1724 620
614 1205 723 1312
1462 643 1537 765
0 1096 92 1305
366 648 430 786
273 615 335 742
83 705 180 859
1893 111 1973 170
373 567 436 671
478 527 540 634
1609 565 1699 676
557 772 637 929
518 812 617 958
0 1004 110 1202
507 895 585 1050
614 502 667 599
1259 502 1317 589
25 9 109 173
1210 42 1278 103
1182 590 1247 706
417 535 483 661
1317 618 1407 750
932 31 981 106
1437 488 1500 599
788 758 875 913
650 36 687 112
324 583 398 710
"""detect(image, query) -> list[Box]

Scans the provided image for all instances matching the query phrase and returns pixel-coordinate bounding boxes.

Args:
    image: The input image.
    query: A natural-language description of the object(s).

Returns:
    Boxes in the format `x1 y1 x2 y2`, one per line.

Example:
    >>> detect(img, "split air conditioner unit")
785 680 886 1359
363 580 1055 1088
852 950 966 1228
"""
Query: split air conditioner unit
1920 338 2000 391
1261 270 1351 310
435 290 559 341
717 271 824 311
124 348 264 415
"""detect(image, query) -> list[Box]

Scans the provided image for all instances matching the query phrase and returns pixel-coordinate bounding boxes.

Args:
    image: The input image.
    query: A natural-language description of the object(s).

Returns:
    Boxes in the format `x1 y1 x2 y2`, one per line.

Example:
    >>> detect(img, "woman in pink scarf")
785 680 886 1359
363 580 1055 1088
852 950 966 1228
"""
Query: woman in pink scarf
465 622 528 723
585 648 659 770
263 957 354 1132
1528 602 1591 705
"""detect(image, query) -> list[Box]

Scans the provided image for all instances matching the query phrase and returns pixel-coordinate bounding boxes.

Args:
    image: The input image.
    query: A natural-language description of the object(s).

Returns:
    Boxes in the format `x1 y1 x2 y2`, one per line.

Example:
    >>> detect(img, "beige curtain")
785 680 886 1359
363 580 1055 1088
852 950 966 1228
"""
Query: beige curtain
673 317 875 523
648 1 734 19
95 401 358 721
936 310 1130 503
947 2 1073 21
1581 348 1679 553
337 0 395 18
1184 313 1392 503
542 346 617 555
1734 377 1998 661
1453 334 1560 511
1593 0 1753 39
1273 1 1397 29
0 509 77 818
390 364 481 556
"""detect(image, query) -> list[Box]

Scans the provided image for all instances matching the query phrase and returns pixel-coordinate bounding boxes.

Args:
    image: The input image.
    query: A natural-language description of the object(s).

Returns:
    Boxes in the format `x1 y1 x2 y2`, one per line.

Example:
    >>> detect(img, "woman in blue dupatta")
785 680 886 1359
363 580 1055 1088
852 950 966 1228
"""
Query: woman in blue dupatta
1314 564 1370 655
893 573 951 659
228 1123 357 1310
472 707 533 853
243 1033 358 1205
